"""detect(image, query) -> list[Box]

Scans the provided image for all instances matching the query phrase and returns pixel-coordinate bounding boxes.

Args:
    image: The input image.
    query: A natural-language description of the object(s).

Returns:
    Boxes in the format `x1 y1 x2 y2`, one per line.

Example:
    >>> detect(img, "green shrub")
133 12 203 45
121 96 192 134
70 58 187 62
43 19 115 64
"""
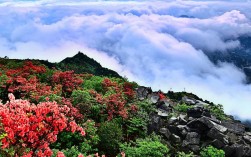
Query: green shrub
82 76 104 93
176 151 195 157
79 120 100 154
71 90 92 106
120 134 169 157
200 145 225 157
98 120 123 156
135 100 155 114
38 94 61 103
126 110 149 140
206 104 229 120
174 103 192 112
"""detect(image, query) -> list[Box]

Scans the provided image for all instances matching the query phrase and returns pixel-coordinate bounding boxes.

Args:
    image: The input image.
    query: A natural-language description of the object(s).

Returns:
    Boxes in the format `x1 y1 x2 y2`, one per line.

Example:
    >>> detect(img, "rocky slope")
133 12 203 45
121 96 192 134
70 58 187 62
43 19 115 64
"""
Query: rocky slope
136 86 251 157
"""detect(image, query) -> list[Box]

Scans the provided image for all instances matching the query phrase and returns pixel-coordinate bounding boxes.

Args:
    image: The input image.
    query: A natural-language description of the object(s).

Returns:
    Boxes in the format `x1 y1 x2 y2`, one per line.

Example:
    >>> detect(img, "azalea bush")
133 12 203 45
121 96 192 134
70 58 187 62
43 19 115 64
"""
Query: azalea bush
0 94 85 157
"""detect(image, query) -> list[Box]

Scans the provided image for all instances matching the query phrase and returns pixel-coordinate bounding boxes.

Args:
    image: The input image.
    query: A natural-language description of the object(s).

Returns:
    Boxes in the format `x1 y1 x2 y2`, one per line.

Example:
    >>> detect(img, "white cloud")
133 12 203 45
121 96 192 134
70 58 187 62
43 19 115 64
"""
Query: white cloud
0 1 251 119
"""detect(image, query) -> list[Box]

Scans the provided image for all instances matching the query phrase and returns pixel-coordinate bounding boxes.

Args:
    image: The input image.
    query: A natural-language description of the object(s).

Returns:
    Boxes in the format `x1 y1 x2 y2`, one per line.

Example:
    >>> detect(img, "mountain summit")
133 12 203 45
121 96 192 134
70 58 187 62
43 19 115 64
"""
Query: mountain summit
58 52 121 78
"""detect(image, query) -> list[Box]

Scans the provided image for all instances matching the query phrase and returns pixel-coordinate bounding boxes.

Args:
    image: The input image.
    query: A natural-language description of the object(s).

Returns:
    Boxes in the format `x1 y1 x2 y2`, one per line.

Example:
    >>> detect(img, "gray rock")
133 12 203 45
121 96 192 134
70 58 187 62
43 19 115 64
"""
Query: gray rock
148 113 163 133
177 125 187 130
224 144 244 157
136 86 151 100
188 145 200 152
198 116 227 133
157 108 168 117
207 127 229 144
149 93 159 103
243 135 251 144
182 96 196 105
187 107 204 118
211 139 225 149
170 134 181 143
210 115 222 124
182 132 200 146
243 146 251 157
156 100 170 111
222 121 245 135
187 118 209 132
227 132 238 144
168 116 178 125
246 132 251 136
181 129 188 137
188 117 195 121
159 128 171 139
195 101 209 108
178 114 188 124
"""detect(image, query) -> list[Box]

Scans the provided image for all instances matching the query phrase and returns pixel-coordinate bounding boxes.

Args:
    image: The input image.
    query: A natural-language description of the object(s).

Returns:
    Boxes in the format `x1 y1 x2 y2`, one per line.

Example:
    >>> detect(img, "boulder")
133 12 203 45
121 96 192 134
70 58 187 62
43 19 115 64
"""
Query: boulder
243 146 251 157
182 96 196 105
224 144 244 157
178 114 188 125
198 116 227 133
187 118 209 132
157 108 168 117
136 86 152 100
243 134 251 144
187 107 204 118
148 113 163 133
222 120 245 135
227 132 239 144
149 93 160 103
182 132 200 146
168 116 178 125
195 101 209 108
188 145 200 152
211 139 225 149
167 125 180 135
159 128 171 139
207 127 229 144
156 100 170 111
170 134 181 143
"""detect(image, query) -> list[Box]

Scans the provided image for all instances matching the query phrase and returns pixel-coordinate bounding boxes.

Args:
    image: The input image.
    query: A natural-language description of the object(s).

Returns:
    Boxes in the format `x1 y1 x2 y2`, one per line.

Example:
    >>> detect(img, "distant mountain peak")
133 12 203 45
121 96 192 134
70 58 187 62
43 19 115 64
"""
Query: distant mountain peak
58 52 121 78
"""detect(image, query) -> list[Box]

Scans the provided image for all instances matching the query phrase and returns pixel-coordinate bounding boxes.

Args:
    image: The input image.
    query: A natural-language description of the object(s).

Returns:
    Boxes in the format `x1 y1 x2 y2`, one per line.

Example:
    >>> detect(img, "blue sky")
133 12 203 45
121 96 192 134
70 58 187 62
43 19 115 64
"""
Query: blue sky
0 0 251 119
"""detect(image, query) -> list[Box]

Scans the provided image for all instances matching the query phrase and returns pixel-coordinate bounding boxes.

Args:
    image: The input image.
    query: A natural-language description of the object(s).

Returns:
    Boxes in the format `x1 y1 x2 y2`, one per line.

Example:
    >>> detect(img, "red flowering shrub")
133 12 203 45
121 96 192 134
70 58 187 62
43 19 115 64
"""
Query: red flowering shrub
52 71 83 97
0 94 85 157
158 92 166 100
123 82 136 100
89 78 136 120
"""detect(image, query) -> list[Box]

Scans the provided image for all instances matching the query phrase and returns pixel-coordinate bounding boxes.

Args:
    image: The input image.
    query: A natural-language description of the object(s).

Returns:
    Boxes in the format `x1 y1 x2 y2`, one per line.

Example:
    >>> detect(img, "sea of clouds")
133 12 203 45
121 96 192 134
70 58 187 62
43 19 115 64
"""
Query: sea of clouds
0 0 251 119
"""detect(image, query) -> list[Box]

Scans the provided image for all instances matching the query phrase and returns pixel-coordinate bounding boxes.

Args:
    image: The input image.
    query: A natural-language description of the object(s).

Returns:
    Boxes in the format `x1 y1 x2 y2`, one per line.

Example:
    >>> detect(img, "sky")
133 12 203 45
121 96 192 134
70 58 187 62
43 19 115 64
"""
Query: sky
1 0 251 120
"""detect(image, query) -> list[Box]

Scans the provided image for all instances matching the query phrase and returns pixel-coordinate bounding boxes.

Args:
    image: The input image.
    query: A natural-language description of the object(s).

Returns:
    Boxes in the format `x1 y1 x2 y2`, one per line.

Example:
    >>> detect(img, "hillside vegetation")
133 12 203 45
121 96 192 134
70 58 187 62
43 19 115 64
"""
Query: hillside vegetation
0 52 250 157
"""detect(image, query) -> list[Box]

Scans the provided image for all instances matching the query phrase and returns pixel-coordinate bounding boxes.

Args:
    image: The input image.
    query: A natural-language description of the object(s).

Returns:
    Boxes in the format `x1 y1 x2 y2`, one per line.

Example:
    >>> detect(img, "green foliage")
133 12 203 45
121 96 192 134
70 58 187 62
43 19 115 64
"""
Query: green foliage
98 120 123 155
126 110 149 140
82 76 104 93
71 90 93 106
120 134 169 157
174 103 192 112
51 120 99 156
176 151 195 157
89 104 106 122
38 94 62 103
200 145 225 157
37 68 54 83
50 131 84 150
206 104 229 120
79 120 100 154
135 99 155 114
52 146 81 157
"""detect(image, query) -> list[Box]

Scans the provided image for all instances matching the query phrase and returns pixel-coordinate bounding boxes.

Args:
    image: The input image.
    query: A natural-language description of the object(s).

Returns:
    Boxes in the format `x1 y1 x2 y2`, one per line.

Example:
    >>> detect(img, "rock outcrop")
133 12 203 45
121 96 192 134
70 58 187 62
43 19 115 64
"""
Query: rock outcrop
136 87 251 157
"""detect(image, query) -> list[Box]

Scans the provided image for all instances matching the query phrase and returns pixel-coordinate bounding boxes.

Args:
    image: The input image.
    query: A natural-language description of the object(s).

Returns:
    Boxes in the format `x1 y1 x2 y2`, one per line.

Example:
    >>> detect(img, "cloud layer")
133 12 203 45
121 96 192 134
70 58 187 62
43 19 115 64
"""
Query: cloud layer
1 1 251 119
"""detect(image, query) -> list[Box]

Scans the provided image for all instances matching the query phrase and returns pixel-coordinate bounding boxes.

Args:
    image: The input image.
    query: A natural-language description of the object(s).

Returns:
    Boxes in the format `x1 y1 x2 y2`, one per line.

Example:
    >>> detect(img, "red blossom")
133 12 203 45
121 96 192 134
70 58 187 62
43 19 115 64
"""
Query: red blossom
0 93 85 157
